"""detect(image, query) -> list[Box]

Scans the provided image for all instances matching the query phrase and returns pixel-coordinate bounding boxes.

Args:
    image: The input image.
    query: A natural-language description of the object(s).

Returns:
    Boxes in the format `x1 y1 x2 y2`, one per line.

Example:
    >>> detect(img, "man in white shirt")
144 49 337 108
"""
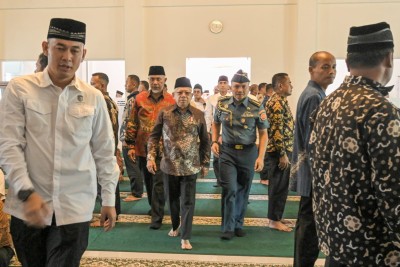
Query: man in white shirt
205 76 231 186
0 18 119 267
192 83 206 112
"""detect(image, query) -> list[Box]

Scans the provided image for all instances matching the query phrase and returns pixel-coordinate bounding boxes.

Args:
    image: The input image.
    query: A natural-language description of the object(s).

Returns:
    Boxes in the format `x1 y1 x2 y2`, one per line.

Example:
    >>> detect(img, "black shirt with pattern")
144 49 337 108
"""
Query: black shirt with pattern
309 76 400 266
147 104 210 176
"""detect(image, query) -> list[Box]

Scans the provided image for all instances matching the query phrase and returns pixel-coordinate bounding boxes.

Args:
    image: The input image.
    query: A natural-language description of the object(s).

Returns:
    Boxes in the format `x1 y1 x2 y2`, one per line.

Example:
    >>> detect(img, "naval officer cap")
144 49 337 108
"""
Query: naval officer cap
231 69 250 83
174 77 192 89
47 18 86 44
347 22 394 53
148 66 166 76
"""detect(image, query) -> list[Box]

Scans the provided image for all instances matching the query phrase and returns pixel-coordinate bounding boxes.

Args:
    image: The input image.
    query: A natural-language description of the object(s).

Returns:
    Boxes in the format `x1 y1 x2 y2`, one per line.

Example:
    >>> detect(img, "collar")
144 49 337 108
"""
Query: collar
40 68 83 91
344 75 394 96
127 91 139 100
227 96 250 107
173 104 194 114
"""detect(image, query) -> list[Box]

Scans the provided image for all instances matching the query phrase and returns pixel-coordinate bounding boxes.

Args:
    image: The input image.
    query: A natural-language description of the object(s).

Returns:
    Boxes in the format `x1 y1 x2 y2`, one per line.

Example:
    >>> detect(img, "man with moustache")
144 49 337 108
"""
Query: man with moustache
290 51 336 267
125 66 175 229
0 18 119 266
265 73 294 232
212 70 269 240
147 77 210 250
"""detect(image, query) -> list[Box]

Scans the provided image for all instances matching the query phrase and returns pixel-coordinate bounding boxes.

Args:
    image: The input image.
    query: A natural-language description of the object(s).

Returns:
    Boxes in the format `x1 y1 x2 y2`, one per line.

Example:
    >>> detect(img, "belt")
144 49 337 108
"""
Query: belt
222 142 254 150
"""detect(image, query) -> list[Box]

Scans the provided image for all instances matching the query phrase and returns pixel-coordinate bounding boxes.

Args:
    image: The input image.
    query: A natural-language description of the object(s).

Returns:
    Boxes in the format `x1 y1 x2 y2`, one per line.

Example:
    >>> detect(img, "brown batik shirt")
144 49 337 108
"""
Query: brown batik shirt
147 104 210 176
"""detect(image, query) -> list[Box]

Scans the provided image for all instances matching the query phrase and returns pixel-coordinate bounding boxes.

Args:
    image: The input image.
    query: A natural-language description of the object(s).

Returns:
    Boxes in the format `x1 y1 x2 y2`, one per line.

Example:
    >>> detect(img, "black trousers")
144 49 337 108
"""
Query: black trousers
97 181 121 216
122 146 143 198
11 216 89 267
293 195 319 267
213 151 220 185
0 246 14 267
265 151 291 221
138 156 165 223
165 174 197 240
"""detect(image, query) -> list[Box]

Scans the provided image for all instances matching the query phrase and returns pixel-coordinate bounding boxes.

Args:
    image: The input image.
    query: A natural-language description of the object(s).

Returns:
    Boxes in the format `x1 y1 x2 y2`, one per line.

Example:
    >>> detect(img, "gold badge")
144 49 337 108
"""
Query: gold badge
224 104 229 109
244 125 248 129
241 118 246 123
247 107 251 110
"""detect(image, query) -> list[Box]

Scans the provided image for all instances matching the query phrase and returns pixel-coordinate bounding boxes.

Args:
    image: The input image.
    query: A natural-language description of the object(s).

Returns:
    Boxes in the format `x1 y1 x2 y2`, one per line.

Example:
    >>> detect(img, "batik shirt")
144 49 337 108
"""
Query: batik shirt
265 92 294 156
147 104 210 176
309 76 400 266
103 92 119 152
0 201 12 249
119 91 140 144
125 91 175 157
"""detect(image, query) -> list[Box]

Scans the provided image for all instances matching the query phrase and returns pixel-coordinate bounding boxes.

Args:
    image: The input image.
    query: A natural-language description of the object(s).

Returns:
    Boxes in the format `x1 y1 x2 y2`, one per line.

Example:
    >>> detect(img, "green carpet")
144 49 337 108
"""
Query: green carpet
88 223 295 257
94 197 300 219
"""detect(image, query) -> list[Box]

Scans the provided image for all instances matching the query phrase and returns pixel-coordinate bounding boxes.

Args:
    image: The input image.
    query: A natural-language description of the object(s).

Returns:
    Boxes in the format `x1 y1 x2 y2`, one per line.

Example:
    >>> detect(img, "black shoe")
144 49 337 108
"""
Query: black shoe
234 228 246 237
149 222 162 230
220 231 234 240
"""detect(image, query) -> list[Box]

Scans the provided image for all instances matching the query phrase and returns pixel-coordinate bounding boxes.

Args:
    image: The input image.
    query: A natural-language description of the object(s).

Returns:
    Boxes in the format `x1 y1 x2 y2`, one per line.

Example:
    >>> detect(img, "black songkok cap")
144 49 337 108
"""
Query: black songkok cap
47 18 86 44
194 84 202 90
148 66 165 76
347 22 394 53
231 69 250 83
174 77 192 89
218 75 229 82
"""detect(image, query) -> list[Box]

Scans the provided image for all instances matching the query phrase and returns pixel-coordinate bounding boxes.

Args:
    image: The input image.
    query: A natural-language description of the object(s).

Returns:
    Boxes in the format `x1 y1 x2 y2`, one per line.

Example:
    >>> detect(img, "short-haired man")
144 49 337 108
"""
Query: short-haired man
120 74 144 202
290 51 336 267
90 72 122 221
205 76 231 187
34 52 48 73
212 70 269 240
309 22 399 267
125 66 175 229
147 77 210 250
139 80 149 92
192 83 206 112
264 73 294 232
0 18 119 266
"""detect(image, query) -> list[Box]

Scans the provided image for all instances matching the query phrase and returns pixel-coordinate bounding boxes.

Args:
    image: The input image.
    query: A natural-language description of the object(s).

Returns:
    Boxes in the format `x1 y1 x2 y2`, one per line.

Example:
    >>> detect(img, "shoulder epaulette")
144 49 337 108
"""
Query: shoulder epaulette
218 95 231 103
248 98 261 107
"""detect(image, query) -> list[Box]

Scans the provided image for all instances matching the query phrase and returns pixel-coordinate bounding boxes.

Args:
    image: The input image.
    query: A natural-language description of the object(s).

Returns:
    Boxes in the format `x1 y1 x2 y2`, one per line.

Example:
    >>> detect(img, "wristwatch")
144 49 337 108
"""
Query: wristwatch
17 189 34 202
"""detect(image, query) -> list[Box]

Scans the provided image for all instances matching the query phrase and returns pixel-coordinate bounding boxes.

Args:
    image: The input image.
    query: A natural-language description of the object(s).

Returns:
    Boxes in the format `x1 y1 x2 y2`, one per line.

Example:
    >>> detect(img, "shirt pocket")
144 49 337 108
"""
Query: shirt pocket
25 99 52 132
67 104 95 134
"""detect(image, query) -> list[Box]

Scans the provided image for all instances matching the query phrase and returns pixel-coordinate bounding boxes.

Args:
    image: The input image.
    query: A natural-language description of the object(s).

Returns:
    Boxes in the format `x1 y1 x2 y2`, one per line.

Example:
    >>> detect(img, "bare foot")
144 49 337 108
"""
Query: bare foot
269 220 293 232
123 195 142 202
280 219 292 225
168 227 180 237
181 239 192 250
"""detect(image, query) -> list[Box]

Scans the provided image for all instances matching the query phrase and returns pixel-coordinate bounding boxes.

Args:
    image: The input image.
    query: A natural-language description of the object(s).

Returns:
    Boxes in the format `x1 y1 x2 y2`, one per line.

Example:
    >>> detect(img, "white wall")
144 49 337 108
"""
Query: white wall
1 0 400 109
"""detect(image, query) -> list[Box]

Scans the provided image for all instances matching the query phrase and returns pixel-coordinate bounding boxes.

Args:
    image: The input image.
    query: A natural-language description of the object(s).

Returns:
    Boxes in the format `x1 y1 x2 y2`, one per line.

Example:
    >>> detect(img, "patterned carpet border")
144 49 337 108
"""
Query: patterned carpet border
92 214 297 227
80 257 296 267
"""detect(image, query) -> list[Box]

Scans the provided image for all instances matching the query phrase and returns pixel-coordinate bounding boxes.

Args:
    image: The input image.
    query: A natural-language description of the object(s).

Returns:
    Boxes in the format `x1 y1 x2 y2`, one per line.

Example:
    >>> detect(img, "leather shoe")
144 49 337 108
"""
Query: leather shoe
234 228 246 237
149 222 162 230
220 231 234 240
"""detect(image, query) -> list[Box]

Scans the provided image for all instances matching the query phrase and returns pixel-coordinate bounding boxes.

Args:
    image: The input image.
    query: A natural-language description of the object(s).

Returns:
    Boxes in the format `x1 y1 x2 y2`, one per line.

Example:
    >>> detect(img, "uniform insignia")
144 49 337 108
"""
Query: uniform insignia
241 118 245 123
244 125 248 129
259 110 267 121
247 107 251 110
